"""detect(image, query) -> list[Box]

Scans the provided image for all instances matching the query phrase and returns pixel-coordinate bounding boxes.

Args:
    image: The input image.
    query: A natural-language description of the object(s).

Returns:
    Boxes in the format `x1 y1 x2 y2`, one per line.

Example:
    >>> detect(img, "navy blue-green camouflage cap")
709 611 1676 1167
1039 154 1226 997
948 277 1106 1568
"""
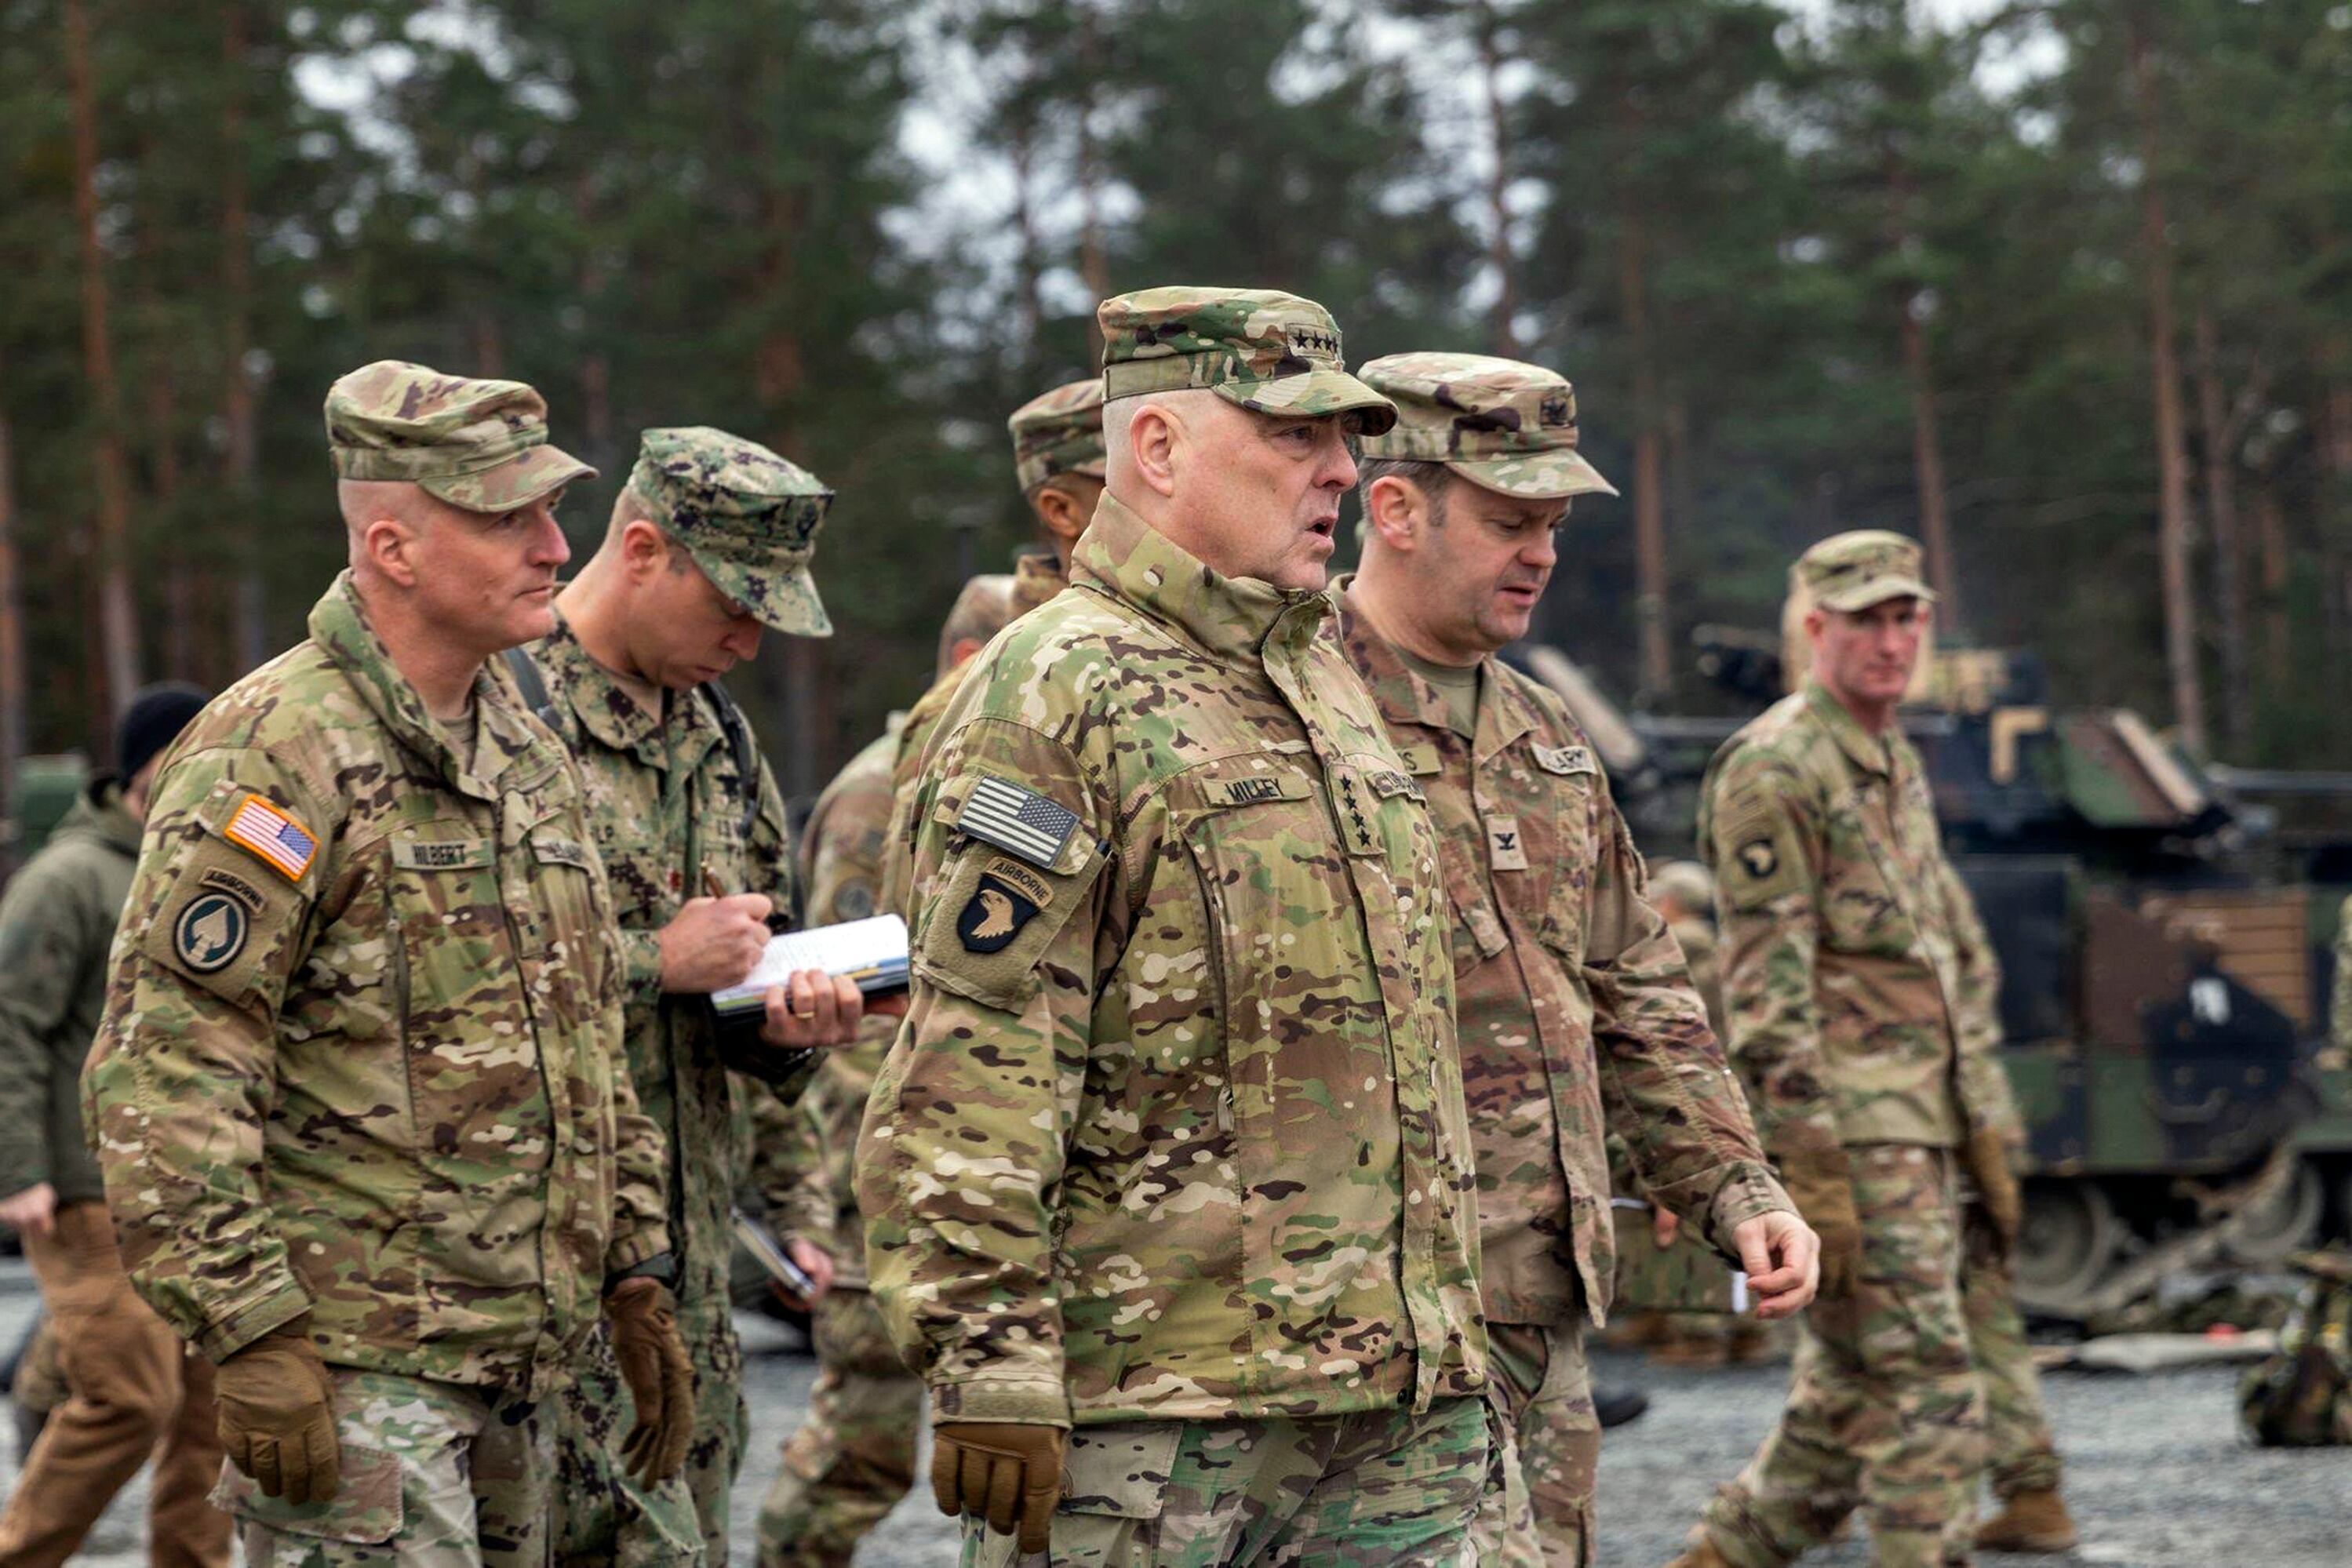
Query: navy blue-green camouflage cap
625 427 835 636
1098 286 1397 435
326 360 594 512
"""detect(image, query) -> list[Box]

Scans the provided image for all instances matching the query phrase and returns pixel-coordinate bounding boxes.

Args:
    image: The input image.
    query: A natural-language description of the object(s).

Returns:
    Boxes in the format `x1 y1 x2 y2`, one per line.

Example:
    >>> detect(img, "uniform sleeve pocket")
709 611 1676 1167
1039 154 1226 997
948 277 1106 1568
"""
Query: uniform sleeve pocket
913 845 1104 1013
209 1442 402 1544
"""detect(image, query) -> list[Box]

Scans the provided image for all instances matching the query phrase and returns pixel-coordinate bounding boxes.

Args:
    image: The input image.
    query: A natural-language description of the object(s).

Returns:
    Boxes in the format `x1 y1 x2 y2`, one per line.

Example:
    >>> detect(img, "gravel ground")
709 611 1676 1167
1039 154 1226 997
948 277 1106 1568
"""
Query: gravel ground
6 1263 2343 1567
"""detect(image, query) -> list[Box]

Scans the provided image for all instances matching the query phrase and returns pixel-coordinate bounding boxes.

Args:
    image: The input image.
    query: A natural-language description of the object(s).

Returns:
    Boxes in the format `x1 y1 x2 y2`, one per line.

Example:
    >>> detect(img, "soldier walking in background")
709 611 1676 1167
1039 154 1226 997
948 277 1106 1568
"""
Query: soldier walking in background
753 566 1032 1568
1336 351 1815 1566
861 286 1491 1565
520 425 873 1565
1669 532 2028 1568
0 684 223 1568
82 362 691 1566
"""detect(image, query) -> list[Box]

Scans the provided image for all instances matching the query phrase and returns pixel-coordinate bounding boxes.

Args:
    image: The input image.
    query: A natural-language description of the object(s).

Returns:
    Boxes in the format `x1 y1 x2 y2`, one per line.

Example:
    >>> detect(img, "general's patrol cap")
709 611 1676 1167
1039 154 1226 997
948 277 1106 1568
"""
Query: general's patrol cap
325 361 594 512
1097 286 1397 435
1797 530 1938 614
1008 379 1108 493
1358 352 1618 501
625 427 835 637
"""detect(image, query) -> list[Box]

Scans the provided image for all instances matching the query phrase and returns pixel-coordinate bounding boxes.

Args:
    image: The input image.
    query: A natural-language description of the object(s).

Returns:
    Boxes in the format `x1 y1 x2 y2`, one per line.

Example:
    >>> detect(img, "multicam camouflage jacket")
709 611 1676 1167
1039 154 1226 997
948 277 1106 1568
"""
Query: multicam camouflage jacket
1698 678 2012 1162
766 724 901 1290
879 550 1069 919
522 609 803 1309
1334 591 1787 1329
858 494 1484 1429
85 572 668 1392
0 781 141 1205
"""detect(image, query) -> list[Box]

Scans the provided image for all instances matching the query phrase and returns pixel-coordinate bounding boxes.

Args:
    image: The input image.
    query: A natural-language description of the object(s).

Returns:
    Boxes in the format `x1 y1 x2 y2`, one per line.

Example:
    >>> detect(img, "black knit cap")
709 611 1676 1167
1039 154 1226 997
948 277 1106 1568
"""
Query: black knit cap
115 682 210 780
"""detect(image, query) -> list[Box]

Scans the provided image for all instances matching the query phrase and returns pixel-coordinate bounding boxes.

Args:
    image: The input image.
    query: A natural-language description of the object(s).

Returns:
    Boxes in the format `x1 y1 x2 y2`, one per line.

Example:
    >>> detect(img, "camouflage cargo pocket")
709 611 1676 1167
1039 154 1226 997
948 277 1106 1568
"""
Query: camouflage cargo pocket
961 1422 1182 1568
211 1442 402 1545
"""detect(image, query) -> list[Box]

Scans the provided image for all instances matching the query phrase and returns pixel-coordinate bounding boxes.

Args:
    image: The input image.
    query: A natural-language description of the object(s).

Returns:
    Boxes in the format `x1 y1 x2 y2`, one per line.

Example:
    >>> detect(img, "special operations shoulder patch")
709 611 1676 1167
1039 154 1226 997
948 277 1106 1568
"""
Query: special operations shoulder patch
956 775 1080 870
173 892 249 973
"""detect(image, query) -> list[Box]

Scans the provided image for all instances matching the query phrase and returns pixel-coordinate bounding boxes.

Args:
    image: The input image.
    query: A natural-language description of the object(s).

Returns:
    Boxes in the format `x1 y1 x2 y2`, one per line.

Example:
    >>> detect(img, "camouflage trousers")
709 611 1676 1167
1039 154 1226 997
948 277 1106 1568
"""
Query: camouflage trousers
1697 1144 1986 1568
212 1368 550 1568
1958 1209 2060 1502
962 1394 1487 1567
552 1292 743 1566
754 1286 923 1567
1473 1322 1598 1568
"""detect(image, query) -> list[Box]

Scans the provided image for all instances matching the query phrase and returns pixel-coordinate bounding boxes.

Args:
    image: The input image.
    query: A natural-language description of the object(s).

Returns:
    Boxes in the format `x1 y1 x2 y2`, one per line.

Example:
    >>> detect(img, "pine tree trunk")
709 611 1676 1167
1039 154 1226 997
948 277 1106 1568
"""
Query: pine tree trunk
2191 309 2248 752
0 361 27 830
1076 5 1110 363
2129 26 2205 753
220 0 265 675
66 0 141 726
1898 300 1961 628
1476 2 1516 356
1617 199 1671 700
2253 480 2288 684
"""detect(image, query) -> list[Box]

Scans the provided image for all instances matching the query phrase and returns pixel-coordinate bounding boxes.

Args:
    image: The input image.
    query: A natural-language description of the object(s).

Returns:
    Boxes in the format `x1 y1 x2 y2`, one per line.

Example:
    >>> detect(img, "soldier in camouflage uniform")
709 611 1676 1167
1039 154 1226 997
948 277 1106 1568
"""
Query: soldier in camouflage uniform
83 362 692 1568
755 566 1044 1566
522 426 874 1566
860 287 1491 1566
879 377 1101 915
1337 352 1815 1568
0 685 224 1568
1670 532 2028 1568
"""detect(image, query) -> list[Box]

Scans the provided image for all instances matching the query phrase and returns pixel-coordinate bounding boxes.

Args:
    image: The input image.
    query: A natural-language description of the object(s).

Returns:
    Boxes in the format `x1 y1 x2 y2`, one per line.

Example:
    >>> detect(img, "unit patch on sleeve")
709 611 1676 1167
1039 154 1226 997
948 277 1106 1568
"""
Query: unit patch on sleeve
173 893 250 973
955 775 1081 870
956 860 1054 954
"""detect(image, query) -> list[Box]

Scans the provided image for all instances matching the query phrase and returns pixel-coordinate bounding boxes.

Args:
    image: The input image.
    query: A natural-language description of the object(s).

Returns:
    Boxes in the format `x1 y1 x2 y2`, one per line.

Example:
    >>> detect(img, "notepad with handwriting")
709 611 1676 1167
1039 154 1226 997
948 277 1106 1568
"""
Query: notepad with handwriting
710 914 910 1018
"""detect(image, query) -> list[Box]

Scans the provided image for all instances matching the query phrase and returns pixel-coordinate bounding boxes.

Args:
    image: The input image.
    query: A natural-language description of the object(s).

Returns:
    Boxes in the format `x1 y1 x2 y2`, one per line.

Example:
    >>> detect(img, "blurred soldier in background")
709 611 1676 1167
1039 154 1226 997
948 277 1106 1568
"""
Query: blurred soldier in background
861 286 1491 1564
83 362 687 1566
522 425 872 1565
753 570 1028 1568
1338 351 1814 1566
1670 532 2029 1568
879 377 1100 915
0 683 221 1568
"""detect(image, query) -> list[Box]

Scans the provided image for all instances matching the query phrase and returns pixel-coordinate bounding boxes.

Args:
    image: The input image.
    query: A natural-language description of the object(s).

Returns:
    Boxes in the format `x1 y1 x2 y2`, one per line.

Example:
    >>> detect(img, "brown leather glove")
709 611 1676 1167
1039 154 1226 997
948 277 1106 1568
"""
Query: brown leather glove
931 1420 1065 1552
1777 1147 1865 1300
214 1321 340 1504
606 1277 694 1485
1964 1125 2024 1263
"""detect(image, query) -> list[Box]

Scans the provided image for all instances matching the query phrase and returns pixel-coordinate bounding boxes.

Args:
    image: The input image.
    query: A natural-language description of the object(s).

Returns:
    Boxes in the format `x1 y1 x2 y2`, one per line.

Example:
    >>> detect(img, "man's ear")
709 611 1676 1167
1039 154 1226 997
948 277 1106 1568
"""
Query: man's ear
362 514 422 588
1363 475 1427 552
619 518 673 580
1033 485 1086 545
1127 403 1182 499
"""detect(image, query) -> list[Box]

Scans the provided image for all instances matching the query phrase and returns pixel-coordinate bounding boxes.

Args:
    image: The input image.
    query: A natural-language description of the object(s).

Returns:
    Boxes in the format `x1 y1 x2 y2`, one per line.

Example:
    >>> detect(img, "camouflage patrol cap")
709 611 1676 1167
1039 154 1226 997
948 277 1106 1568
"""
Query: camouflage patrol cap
325 360 595 512
1797 529 1938 614
625 427 835 637
1008 379 1108 493
1097 286 1397 435
1358 352 1618 501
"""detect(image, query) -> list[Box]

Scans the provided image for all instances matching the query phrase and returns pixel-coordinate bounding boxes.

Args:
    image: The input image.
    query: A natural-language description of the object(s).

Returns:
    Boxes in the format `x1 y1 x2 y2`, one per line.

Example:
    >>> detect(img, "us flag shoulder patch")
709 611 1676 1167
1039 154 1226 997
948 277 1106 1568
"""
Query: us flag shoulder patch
220 793 318 883
956 775 1080 870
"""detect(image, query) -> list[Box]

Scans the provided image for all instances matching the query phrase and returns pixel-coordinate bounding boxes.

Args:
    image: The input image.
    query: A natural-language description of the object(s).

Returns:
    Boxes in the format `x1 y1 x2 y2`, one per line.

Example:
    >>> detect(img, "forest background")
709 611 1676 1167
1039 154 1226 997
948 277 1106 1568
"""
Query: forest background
4 0 2350 809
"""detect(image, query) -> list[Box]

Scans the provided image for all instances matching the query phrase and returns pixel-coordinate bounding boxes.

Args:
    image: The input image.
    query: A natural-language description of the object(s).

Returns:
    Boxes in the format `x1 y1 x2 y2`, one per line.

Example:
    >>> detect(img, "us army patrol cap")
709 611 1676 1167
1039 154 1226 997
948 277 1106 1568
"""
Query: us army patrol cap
325 361 594 513
1097 286 1397 435
1797 529 1938 614
1358 352 1618 501
1008 379 1108 493
625 427 835 637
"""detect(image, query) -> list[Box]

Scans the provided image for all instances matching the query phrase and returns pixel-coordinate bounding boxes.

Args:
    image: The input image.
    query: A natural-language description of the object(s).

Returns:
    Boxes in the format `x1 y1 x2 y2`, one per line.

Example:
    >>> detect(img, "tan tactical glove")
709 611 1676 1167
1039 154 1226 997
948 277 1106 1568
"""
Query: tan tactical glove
214 1321 340 1504
606 1277 694 1485
932 1420 1066 1552
1777 1147 1865 1300
1964 1126 2024 1263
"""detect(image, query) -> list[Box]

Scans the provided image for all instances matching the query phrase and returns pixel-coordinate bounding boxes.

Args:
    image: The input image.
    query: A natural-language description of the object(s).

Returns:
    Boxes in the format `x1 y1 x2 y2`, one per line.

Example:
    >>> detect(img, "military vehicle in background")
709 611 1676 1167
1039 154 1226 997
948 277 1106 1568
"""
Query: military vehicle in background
1518 636 2352 1321
0 755 90 887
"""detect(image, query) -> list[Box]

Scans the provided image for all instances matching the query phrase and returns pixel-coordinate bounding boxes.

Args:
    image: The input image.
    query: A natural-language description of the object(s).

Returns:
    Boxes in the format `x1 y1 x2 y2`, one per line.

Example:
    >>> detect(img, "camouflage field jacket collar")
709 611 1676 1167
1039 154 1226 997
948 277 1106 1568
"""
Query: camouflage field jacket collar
1072 493 1327 668
1803 677 1906 780
1331 578 1542 763
308 570 540 801
533 608 722 780
1010 549 1068 616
